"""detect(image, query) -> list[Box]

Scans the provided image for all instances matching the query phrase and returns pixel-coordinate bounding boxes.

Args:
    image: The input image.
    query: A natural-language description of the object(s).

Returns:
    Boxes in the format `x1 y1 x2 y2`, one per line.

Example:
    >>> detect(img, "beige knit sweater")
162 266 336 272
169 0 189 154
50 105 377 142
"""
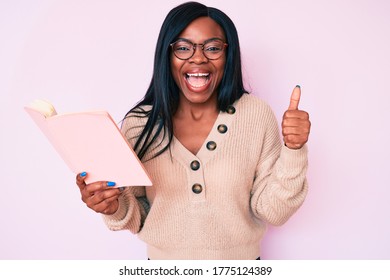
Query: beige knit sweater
103 93 308 259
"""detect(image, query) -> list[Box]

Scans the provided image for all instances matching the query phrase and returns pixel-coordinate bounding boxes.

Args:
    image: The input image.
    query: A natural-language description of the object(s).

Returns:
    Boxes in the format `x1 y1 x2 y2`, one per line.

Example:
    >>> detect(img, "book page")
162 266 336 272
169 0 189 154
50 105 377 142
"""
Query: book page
25 107 152 187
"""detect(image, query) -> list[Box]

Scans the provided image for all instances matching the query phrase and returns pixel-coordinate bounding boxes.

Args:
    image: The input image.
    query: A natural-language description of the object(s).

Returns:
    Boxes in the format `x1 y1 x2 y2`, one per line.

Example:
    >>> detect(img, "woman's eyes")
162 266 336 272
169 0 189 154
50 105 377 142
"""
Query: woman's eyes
175 45 191 52
173 41 223 52
205 46 222 52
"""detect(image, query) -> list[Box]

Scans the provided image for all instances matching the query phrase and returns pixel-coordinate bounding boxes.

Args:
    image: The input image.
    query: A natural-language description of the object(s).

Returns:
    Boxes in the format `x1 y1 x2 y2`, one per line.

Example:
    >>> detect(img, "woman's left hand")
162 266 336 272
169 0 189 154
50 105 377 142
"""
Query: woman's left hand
282 86 311 149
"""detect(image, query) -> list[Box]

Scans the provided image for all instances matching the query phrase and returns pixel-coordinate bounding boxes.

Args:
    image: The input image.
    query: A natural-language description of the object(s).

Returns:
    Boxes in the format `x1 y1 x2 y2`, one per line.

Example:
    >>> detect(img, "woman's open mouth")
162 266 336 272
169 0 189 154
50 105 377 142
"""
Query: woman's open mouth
185 72 211 90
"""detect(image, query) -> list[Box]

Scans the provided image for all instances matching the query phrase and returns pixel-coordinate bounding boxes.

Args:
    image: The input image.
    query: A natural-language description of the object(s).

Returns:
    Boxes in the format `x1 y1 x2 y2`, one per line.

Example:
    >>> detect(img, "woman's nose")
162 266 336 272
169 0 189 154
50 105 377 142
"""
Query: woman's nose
189 45 208 63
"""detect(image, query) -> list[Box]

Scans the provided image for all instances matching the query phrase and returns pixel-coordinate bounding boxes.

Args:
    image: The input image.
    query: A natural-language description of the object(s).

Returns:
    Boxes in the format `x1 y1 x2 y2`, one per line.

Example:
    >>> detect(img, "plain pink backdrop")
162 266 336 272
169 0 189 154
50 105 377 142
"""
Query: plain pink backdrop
1 0 389 259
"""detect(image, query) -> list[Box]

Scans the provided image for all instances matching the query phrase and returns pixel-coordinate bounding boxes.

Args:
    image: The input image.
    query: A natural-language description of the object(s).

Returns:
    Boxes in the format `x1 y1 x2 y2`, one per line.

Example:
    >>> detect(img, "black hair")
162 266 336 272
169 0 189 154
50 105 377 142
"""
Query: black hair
125 1 247 160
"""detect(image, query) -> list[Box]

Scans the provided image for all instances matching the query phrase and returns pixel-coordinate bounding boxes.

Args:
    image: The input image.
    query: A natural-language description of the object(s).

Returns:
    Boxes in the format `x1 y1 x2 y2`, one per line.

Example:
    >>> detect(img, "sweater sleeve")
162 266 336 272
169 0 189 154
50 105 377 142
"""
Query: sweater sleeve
250 107 308 226
102 186 149 233
101 114 150 234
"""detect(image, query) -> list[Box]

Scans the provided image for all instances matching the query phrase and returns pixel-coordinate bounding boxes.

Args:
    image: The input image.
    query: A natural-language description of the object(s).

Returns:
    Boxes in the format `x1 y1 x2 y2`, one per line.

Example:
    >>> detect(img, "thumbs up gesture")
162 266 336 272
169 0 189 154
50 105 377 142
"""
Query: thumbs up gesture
282 85 311 149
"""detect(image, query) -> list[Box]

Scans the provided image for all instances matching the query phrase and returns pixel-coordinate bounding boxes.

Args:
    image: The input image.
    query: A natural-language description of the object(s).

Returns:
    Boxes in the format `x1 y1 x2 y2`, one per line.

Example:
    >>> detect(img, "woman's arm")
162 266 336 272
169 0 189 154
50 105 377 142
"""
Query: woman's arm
102 185 149 234
250 143 309 226
250 89 310 226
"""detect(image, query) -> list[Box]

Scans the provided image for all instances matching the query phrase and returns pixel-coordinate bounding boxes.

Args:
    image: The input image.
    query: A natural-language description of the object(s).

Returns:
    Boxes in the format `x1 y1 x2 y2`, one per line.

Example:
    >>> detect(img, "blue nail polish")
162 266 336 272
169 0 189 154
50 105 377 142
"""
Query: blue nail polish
80 172 87 177
296 85 301 88
107 181 116 187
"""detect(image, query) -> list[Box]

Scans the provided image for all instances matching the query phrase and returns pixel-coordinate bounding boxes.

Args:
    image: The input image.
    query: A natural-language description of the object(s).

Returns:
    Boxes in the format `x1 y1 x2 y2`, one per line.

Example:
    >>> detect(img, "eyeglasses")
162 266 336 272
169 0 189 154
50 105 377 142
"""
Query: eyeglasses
170 38 228 60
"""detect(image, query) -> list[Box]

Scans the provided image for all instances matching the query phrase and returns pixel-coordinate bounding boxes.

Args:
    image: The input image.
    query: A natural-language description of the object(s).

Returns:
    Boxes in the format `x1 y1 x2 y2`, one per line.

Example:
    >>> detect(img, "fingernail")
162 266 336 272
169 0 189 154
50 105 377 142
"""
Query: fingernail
80 172 87 177
107 181 116 187
296 85 301 88
119 187 125 192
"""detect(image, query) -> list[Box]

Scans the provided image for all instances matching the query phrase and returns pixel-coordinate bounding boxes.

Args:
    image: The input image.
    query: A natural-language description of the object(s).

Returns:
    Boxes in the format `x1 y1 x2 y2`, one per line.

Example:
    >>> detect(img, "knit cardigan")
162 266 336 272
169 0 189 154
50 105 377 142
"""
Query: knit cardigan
103 93 309 259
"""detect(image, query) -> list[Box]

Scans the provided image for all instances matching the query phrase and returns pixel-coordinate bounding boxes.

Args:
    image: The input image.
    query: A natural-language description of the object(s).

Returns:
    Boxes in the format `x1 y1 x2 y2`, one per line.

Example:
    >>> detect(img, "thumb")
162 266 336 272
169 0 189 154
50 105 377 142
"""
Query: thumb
288 85 301 110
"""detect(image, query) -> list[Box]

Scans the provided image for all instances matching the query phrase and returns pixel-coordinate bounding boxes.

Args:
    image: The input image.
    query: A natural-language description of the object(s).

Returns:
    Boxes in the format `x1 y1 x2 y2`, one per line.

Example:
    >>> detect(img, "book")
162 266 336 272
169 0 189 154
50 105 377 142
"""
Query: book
24 99 152 187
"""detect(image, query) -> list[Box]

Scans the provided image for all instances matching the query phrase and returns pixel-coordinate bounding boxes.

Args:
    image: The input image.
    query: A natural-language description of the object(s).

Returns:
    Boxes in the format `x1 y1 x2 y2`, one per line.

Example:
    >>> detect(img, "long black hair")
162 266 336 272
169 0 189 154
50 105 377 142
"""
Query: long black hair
125 1 247 160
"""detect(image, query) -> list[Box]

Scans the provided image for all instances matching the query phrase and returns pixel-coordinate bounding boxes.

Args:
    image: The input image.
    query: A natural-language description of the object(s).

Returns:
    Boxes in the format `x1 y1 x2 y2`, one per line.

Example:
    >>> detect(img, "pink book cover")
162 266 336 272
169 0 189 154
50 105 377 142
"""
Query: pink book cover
24 104 152 187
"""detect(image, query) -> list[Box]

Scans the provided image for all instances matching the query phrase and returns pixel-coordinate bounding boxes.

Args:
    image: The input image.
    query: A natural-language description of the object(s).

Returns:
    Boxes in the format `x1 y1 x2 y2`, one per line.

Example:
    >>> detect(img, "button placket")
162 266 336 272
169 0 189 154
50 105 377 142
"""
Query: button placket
203 106 234 154
196 105 236 163
172 102 238 202
189 157 206 199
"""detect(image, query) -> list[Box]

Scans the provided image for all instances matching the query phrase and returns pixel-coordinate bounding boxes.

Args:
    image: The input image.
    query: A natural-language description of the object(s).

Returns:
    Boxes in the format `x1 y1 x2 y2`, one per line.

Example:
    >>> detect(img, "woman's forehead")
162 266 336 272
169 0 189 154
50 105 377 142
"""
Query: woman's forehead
178 17 225 42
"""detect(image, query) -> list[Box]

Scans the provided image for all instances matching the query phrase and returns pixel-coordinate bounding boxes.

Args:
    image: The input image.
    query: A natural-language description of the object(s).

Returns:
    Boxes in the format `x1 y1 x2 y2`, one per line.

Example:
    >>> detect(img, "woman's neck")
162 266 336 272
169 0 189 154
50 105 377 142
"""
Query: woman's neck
174 94 219 121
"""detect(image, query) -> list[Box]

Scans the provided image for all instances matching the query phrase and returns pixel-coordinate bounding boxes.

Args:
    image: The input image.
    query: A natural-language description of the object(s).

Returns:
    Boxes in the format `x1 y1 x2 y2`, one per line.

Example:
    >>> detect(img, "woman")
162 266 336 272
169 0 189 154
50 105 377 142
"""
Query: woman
76 2 311 260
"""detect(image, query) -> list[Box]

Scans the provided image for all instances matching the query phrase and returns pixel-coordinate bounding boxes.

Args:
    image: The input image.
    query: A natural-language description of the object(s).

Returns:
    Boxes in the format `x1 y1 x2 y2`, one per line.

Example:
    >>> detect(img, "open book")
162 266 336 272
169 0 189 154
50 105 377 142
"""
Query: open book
24 99 152 187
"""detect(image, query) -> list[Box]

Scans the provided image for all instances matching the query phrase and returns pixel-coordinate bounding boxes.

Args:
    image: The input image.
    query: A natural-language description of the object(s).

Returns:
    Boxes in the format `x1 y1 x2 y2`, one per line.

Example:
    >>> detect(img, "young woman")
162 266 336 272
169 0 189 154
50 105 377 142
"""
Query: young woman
76 2 311 260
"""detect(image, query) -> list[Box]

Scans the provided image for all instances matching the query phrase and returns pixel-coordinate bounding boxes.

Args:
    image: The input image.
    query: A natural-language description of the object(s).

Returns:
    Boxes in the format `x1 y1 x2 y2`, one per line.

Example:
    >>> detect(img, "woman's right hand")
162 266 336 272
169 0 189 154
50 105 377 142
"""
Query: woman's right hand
76 172 123 215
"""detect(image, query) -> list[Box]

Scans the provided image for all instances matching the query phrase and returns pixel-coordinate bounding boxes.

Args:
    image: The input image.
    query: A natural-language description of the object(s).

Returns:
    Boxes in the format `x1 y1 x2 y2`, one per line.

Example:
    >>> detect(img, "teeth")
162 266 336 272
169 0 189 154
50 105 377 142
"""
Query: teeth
185 72 210 88
186 73 209 77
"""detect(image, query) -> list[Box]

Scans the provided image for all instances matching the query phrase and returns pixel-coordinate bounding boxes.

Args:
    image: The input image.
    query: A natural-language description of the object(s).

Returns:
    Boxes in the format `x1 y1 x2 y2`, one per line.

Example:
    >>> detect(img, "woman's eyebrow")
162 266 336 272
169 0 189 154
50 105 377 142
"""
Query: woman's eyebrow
174 37 224 43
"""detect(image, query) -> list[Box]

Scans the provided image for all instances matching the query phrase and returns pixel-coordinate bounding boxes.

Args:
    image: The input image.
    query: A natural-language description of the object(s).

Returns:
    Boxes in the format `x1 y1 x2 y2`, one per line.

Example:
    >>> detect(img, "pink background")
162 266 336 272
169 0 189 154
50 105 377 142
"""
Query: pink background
1 0 389 259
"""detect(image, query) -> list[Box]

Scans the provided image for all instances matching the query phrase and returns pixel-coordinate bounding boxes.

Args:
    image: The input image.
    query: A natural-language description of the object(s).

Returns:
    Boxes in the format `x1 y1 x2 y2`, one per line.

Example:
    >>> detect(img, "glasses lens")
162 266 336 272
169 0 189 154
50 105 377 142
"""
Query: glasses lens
203 40 225 59
171 39 226 60
172 40 193 60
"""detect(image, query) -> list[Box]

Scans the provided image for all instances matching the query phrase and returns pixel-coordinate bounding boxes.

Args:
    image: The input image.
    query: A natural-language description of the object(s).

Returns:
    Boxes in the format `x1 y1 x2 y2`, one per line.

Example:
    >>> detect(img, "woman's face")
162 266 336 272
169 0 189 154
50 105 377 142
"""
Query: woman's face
170 17 226 106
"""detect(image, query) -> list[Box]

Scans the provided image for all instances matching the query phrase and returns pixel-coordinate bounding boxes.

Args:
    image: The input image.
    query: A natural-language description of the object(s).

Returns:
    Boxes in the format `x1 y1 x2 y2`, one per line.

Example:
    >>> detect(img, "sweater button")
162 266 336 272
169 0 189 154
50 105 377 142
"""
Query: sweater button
226 105 236 114
206 141 217 151
217 124 228 134
190 160 200 171
192 183 202 194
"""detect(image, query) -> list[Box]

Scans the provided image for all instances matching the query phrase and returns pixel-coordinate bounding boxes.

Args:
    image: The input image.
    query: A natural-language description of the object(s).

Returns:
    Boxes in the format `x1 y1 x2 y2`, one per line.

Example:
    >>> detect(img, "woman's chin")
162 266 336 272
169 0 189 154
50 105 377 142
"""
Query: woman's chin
181 89 216 105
